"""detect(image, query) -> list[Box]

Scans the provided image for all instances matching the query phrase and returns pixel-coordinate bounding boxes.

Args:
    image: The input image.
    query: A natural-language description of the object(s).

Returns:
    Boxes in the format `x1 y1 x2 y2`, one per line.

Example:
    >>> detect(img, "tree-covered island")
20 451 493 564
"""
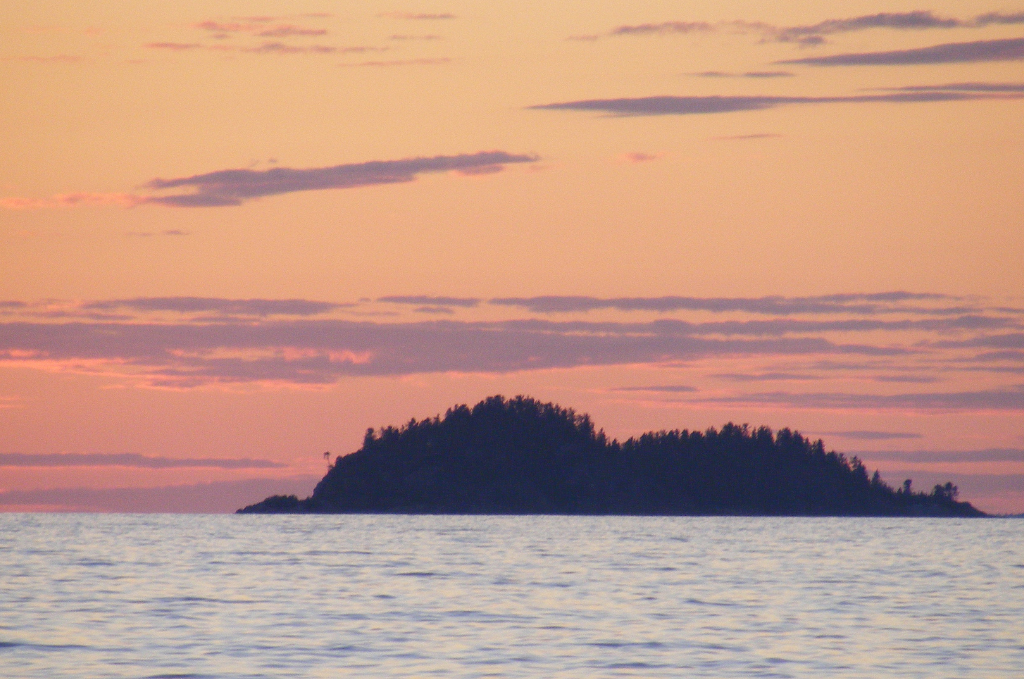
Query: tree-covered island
238 395 983 516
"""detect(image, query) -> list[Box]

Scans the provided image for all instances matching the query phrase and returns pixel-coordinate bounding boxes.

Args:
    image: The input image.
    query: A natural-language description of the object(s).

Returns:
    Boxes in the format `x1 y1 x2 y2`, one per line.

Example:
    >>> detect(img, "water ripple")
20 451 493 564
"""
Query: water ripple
0 515 1021 678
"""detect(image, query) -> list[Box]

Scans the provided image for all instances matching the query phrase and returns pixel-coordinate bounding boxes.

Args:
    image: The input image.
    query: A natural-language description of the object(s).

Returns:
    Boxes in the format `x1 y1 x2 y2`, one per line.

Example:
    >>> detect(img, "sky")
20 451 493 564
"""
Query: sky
1 1 1023 514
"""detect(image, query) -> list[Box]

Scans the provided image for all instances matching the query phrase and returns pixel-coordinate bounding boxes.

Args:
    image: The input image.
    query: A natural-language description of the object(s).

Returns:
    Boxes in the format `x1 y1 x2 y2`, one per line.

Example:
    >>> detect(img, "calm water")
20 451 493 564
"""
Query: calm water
1 515 1022 678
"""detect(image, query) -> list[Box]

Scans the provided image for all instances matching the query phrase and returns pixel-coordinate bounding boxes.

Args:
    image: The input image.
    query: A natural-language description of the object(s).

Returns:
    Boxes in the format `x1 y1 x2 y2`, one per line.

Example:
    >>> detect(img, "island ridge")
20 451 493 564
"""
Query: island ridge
239 396 982 516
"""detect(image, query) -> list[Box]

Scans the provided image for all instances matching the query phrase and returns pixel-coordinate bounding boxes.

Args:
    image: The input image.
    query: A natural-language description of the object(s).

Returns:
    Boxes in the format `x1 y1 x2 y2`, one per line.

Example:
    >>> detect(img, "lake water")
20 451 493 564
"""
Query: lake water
1 515 1022 678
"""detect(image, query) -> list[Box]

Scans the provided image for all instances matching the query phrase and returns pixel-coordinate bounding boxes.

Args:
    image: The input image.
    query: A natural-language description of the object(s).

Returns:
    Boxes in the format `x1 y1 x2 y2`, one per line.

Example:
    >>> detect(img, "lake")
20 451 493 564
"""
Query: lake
1 514 1022 678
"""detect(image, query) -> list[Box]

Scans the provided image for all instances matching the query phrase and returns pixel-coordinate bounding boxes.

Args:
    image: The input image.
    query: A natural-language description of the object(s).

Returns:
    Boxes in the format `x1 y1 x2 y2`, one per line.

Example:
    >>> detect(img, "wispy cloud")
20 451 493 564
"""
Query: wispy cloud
144 151 535 207
609 21 714 36
0 293 1018 390
619 152 663 163
0 318 897 387
126 229 191 238
242 43 378 55
145 42 203 51
146 41 383 56
193 21 327 37
770 11 962 45
702 386 1024 412
711 371 820 381
490 292 970 316
974 12 1024 26
603 11 1024 45
857 449 1024 462
0 193 146 210
531 88 1024 117
817 430 923 441
256 25 327 38
612 385 697 393
693 71 794 78
0 453 285 469
780 37 1024 66
83 297 344 317
379 295 480 308
0 152 538 211
880 82 1024 93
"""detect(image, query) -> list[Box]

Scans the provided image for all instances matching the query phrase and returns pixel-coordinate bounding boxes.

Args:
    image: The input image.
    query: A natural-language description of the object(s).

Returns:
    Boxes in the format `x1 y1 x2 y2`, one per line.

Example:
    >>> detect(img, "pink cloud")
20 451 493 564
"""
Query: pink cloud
0 193 148 210
619 152 664 163
257 25 328 38
194 20 249 32
146 42 203 50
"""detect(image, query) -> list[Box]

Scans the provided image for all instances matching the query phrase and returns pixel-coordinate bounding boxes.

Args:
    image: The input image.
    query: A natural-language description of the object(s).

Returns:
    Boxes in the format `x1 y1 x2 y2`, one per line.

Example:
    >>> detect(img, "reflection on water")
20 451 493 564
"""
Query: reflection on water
1 515 1022 678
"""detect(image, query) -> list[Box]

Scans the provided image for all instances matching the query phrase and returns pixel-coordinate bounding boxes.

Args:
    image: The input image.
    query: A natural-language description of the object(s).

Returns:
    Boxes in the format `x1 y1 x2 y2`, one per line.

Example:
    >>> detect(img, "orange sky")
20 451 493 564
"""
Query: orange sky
2 1 1023 513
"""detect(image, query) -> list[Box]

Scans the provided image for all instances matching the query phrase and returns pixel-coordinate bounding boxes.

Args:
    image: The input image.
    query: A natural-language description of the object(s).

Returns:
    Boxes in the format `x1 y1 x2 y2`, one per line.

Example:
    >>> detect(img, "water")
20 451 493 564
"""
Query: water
0 515 1021 678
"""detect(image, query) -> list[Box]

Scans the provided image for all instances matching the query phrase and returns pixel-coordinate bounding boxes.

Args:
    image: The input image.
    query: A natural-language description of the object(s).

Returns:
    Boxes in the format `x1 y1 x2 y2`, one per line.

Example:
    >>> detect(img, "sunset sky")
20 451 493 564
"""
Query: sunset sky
2 1 1023 513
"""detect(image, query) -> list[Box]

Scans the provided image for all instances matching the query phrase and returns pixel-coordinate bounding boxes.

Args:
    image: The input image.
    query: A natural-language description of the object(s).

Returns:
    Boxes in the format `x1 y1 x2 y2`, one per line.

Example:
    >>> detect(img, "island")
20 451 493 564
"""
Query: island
238 395 984 516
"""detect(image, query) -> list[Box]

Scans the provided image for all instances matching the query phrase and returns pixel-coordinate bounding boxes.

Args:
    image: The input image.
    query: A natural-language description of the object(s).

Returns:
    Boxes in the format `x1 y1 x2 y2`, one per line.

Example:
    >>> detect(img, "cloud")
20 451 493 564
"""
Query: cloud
83 297 343 317
194 20 249 32
603 11 1023 45
489 292 966 316
780 37 1024 66
0 453 285 468
882 82 1024 93
193 18 331 37
256 25 327 38
872 374 938 384
694 70 793 79
612 385 697 393
379 295 480 308
711 371 820 381
817 430 923 441
701 385 1024 412
0 294 1018 389
974 12 1024 26
144 151 536 207
0 317 906 387
743 71 794 78
972 350 1024 362
937 333 1024 350
771 11 962 44
242 42 368 55
619 152 663 163
146 42 203 51
530 89 1024 117
0 476 318 512
856 449 1024 462
147 40 382 57
609 22 714 36
0 193 146 210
